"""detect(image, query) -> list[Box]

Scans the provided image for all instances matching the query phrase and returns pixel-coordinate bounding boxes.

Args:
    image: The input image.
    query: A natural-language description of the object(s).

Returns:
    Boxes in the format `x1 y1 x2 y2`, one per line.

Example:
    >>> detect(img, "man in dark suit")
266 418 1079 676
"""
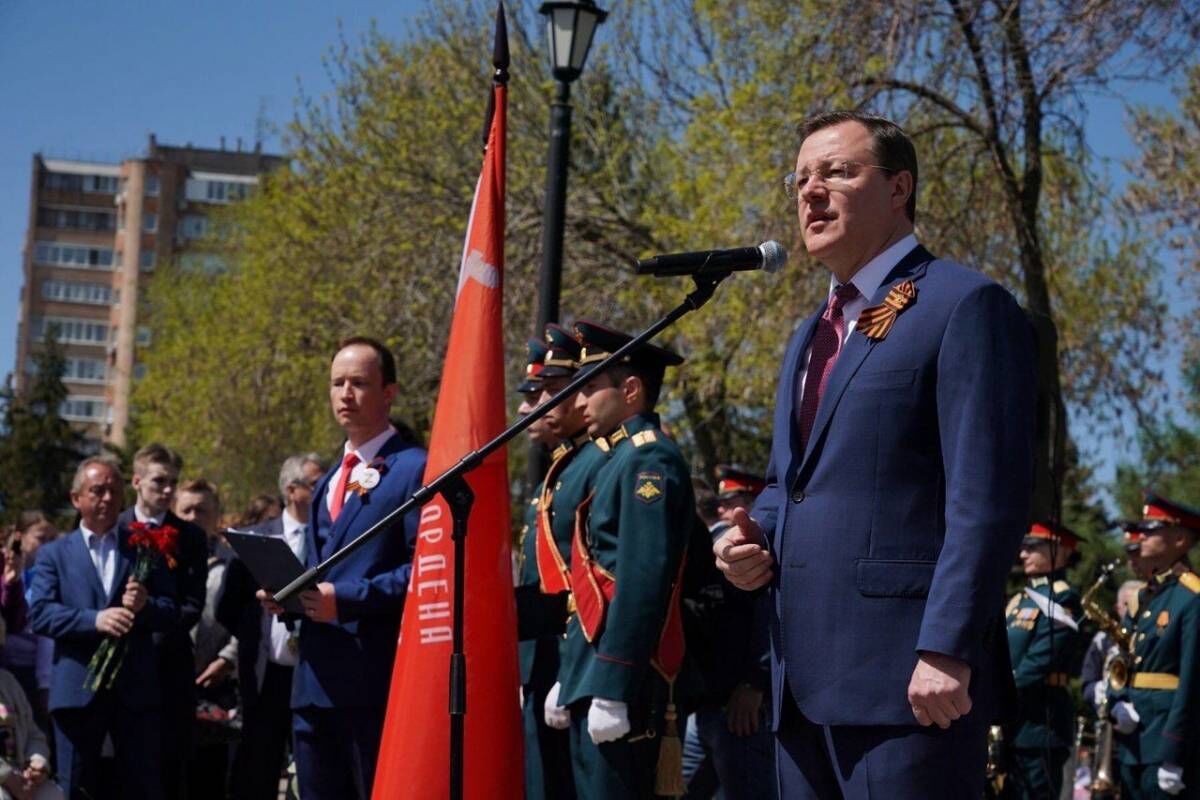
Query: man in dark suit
30 456 180 799
259 336 427 799
118 443 208 799
219 453 324 800
714 111 1036 798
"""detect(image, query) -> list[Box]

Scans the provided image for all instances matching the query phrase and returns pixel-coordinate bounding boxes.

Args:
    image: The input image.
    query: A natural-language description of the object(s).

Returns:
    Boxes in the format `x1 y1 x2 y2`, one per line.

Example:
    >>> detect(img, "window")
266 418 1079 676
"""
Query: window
186 177 253 204
62 357 107 383
36 206 116 232
177 214 208 240
133 363 148 380
32 242 115 270
60 396 106 421
41 280 112 305
142 212 157 233
42 172 119 194
144 174 160 196
30 316 110 345
140 251 156 271
136 326 151 346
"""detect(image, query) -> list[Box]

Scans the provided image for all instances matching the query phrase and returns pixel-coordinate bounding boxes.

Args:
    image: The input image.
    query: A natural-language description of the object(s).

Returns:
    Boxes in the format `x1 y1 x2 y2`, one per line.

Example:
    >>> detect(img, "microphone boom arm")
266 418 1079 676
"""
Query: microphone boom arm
273 271 730 605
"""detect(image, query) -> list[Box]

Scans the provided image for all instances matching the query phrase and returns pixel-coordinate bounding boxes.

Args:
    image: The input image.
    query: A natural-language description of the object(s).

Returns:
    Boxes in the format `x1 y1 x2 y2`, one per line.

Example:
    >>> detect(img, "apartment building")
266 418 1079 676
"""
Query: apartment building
13 134 285 447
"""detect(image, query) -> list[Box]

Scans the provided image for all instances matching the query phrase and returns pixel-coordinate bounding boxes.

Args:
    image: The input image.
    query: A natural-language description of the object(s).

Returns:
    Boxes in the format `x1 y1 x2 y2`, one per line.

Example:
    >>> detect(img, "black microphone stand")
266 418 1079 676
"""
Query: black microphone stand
273 271 730 800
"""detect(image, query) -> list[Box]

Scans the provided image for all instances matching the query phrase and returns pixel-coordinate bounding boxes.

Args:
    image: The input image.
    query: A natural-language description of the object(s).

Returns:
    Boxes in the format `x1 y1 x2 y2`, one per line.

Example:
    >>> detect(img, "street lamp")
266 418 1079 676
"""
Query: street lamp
529 1 606 486
535 0 607 332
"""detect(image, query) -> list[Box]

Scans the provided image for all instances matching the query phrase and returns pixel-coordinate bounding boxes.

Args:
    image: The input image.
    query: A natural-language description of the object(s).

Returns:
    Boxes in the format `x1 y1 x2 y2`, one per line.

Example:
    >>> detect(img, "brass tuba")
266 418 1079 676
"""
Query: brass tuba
1079 560 1134 798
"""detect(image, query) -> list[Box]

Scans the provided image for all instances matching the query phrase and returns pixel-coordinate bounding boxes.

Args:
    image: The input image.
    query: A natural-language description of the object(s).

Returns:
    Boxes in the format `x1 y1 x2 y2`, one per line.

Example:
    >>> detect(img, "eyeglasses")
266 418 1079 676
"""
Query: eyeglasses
783 160 896 200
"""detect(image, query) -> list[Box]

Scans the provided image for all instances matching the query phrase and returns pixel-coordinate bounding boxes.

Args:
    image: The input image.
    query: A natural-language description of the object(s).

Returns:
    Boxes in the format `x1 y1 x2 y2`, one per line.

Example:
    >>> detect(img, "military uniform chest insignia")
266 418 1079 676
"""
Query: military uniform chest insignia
634 471 663 503
1156 610 1170 632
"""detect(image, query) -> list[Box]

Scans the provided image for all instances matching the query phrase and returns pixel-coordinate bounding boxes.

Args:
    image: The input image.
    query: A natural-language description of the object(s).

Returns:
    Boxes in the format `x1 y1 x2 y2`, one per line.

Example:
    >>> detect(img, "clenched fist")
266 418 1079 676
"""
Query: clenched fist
713 508 774 591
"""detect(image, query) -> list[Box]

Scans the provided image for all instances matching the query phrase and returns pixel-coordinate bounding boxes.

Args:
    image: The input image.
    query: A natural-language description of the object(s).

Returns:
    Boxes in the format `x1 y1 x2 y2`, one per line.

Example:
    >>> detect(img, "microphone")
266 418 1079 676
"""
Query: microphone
634 241 788 277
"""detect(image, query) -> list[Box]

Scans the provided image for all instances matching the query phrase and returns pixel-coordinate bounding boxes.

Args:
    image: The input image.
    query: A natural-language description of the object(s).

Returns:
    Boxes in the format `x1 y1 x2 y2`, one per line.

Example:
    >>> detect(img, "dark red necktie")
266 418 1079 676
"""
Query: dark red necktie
797 283 860 449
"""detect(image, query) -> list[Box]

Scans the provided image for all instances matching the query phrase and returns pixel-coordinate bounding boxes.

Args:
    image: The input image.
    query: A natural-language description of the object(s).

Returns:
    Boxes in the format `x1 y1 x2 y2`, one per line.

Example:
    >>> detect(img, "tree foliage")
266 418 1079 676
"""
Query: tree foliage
135 0 1198 532
0 332 85 519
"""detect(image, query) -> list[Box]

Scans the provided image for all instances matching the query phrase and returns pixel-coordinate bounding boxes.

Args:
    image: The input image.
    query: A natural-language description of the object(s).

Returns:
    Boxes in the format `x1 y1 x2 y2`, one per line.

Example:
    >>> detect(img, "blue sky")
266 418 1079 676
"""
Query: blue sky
0 1 1186 498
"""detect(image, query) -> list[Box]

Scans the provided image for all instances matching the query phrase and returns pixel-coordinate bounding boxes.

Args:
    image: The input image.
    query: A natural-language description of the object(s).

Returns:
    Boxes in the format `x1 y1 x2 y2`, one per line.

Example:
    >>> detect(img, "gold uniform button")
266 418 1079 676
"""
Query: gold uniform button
1138 632 1146 641
1135 656 1143 664
1143 611 1151 618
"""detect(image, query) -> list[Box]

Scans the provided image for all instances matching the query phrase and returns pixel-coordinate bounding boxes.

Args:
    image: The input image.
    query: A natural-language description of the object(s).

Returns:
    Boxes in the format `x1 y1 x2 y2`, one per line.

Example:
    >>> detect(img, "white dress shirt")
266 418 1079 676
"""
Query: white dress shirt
260 510 307 670
798 234 919 400
133 505 167 527
324 425 397 513
81 523 118 597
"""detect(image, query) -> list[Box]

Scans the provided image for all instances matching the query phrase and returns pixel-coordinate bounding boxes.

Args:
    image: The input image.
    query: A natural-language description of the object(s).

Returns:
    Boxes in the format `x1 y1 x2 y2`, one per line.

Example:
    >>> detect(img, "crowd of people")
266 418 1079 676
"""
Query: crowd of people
2 109 1197 800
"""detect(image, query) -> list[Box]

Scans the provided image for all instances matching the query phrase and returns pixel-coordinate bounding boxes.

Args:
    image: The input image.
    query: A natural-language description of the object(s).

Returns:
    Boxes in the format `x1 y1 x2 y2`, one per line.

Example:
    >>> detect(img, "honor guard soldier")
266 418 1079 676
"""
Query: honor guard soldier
522 324 611 799
1109 492 1200 799
513 335 576 799
548 320 695 799
1002 521 1084 799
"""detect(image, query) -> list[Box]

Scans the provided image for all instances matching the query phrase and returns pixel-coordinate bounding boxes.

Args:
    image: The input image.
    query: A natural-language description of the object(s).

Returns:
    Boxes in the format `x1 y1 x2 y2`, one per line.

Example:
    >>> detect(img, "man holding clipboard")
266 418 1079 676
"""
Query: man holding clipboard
254 337 428 800
220 453 323 799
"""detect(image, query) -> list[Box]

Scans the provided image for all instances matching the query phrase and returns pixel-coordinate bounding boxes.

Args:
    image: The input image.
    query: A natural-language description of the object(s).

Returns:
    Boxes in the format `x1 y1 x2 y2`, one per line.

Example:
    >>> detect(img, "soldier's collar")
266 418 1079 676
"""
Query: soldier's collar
550 429 593 460
1153 561 1190 586
1029 575 1049 588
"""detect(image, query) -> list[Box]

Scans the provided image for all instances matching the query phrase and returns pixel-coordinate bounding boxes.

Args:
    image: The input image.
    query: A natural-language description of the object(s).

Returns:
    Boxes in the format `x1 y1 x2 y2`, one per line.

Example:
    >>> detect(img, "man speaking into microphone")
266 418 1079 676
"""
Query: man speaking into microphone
712 112 1036 798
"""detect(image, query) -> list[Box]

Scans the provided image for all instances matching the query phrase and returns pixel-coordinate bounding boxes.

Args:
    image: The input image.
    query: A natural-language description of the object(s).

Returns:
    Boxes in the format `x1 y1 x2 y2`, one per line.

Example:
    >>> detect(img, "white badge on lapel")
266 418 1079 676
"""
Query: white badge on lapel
358 467 381 490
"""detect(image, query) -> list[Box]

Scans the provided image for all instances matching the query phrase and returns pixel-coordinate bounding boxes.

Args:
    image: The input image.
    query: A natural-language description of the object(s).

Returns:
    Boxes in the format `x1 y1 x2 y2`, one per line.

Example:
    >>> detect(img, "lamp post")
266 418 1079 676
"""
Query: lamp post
529 0 606 485
535 0 607 332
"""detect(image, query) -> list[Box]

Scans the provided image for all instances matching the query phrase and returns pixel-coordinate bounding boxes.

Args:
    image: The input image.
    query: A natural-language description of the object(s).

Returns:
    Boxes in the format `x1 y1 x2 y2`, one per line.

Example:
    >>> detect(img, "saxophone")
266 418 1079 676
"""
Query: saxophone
1080 560 1134 799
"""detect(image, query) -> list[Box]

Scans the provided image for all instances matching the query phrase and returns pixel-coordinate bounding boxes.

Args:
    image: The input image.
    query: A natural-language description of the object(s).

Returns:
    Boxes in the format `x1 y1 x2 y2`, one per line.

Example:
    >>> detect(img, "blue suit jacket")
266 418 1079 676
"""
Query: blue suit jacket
291 433 427 710
752 246 1036 727
29 526 180 711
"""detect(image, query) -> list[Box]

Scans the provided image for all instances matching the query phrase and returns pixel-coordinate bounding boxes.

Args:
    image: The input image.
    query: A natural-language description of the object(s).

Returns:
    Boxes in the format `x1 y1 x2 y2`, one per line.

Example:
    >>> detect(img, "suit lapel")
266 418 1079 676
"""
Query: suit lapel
321 433 409 558
309 464 336 565
72 530 108 608
782 304 824 470
109 525 134 607
797 246 935 476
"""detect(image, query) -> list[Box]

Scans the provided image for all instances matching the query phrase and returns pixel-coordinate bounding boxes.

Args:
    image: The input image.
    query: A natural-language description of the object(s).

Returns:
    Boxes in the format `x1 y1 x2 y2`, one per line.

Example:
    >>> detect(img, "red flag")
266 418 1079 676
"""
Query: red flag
372 6 521 798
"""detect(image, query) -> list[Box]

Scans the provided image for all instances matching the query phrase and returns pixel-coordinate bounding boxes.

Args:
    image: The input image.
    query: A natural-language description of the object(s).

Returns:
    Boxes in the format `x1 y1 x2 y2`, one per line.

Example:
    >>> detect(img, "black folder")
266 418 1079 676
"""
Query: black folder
224 529 309 615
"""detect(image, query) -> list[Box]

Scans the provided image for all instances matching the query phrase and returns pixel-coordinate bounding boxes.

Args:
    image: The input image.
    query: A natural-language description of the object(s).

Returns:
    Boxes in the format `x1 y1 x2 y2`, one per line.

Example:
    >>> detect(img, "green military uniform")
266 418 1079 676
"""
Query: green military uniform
1003 570 1083 799
512 335 572 800
556 321 694 800
1109 492 1200 800
515 325 609 800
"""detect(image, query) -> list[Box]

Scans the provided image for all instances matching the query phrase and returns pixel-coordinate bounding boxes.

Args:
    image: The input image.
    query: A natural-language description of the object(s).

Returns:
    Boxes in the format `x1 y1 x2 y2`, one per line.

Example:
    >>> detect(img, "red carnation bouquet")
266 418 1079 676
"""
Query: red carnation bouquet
84 522 180 691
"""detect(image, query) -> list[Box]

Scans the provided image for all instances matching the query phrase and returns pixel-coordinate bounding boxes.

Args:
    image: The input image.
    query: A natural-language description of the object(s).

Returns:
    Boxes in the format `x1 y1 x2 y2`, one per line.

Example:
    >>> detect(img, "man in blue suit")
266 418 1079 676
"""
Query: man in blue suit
714 111 1036 798
31 456 180 799
259 337 427 799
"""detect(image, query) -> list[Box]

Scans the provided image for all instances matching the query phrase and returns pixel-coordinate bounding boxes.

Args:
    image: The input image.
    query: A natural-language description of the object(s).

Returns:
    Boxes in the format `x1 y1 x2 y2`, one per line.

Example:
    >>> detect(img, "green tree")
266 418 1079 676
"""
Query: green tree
133 3 663 508
0 331 85 519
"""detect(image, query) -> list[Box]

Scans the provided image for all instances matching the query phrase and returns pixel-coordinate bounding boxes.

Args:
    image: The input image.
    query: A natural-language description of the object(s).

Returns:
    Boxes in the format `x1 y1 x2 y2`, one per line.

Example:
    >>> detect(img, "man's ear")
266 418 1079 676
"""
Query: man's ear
892 171 914 213
384 382 399 405
621 374 644 408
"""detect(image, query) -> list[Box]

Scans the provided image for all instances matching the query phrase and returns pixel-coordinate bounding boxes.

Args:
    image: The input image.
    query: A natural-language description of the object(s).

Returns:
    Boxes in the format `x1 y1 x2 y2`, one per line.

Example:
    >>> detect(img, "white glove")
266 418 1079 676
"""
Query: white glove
1091 681 1106 709
1111 701 1140 734
543 682 571 730
587 697 630 744
1158 763 1185 795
